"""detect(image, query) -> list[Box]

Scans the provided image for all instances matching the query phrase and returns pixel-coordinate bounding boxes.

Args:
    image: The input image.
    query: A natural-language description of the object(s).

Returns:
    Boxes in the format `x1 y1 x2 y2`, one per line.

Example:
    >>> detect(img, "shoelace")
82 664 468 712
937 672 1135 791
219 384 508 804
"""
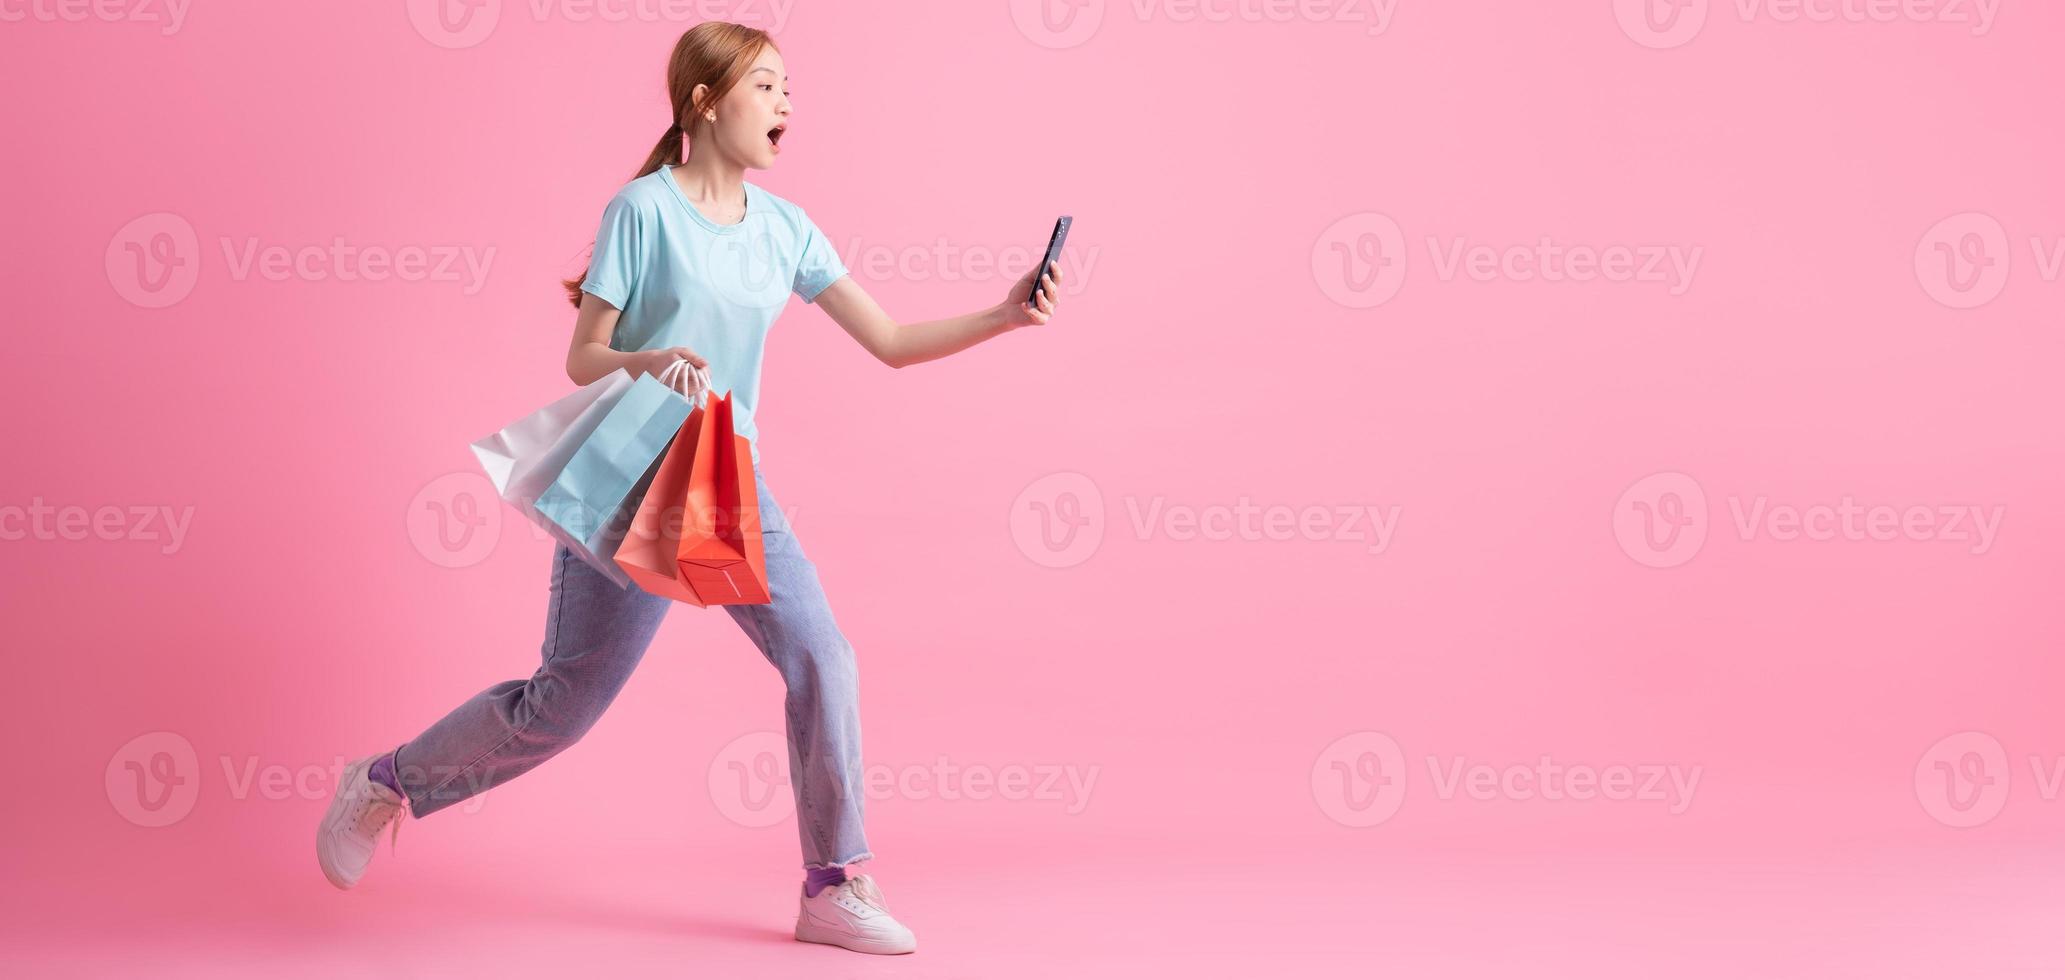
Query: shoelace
843 874 889 913
351 790 406 855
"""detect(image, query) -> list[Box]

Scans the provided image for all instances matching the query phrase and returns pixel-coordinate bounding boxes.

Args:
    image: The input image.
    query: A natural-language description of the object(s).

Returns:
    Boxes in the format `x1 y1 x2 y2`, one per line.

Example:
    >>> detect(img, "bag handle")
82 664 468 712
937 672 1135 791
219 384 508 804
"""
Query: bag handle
656 358 713 406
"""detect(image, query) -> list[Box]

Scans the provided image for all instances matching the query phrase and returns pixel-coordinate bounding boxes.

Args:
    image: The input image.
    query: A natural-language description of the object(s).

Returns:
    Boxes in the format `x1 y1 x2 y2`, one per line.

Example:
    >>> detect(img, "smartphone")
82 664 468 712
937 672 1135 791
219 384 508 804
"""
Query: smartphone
1027 215 1072 306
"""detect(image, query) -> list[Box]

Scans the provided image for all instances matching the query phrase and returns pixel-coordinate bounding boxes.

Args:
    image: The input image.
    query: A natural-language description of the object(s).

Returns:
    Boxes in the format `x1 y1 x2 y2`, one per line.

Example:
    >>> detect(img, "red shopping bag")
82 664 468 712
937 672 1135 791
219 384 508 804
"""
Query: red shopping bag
612 390 768 606
675 391 769 604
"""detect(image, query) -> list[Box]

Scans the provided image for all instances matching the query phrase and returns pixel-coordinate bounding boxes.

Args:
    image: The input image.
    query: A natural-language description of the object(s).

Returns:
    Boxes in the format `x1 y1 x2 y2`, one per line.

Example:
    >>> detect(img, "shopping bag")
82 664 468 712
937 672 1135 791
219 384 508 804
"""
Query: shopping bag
530 366 699 586
613 407 714 605
675 390 769 604
470 369 635 528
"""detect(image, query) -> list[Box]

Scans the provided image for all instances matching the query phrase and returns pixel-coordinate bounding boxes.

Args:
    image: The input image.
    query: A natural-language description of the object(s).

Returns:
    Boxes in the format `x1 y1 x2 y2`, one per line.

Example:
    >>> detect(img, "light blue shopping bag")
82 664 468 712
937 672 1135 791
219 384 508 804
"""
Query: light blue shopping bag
531 370 696 587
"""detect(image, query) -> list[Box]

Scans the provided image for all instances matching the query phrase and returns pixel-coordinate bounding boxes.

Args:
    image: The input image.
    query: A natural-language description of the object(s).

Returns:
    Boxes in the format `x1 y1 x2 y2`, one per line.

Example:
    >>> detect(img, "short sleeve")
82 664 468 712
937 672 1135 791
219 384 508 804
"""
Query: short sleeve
580 193 648 310
791 209 848 304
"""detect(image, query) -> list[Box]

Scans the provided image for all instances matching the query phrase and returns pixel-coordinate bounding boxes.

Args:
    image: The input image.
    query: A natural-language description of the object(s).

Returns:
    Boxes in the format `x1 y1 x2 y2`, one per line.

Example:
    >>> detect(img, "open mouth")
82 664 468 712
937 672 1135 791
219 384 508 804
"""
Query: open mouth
767 124 785 151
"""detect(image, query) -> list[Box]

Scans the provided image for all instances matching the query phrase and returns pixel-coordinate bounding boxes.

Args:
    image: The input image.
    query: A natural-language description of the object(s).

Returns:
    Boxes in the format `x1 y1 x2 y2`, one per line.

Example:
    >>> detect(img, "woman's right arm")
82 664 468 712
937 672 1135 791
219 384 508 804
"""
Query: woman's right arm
564 292 706 387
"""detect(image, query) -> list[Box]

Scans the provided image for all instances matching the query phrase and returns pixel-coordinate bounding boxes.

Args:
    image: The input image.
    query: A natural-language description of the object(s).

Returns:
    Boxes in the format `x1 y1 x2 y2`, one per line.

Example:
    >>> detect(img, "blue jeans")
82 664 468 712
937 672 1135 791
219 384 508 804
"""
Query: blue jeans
390 469 873 869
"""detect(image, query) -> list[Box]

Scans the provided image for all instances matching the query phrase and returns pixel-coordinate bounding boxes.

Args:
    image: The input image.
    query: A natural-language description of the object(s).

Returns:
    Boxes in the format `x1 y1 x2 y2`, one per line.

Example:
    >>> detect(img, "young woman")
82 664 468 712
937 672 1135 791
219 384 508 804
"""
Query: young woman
315 21 1064 956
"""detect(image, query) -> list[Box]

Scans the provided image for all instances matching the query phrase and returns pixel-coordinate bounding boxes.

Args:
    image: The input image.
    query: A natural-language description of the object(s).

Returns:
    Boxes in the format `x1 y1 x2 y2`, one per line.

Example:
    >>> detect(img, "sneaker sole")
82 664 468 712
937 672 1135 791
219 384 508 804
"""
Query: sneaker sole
794 919 917 955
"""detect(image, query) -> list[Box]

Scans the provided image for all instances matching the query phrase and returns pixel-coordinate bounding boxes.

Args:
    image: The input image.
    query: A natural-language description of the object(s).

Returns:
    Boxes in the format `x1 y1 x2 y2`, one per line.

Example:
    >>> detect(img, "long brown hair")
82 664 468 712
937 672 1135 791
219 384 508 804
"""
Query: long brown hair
561 21 778 307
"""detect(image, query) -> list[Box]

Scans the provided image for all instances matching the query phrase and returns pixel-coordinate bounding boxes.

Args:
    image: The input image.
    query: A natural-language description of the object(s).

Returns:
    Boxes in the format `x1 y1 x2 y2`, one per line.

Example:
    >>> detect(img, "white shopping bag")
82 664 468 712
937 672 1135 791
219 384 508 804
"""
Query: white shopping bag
468 364 708 586
470 369 637 529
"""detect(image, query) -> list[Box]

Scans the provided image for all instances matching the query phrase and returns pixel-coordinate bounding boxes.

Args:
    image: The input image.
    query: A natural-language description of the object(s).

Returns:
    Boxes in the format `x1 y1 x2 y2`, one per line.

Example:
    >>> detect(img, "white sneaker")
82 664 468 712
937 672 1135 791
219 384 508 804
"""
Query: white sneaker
794 873 918 955
316 754 406 890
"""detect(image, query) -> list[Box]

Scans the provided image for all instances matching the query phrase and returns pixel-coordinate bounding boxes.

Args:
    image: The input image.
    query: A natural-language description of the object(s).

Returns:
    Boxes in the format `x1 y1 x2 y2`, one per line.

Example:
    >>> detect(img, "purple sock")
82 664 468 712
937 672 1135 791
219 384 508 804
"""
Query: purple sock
367 749 403 796
804 866 848 898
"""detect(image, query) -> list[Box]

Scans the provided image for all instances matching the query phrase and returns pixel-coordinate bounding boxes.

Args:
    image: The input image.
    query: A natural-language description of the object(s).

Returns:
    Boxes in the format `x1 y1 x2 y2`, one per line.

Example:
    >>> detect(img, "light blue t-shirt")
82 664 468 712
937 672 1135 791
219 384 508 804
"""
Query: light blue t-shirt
580 164 849 463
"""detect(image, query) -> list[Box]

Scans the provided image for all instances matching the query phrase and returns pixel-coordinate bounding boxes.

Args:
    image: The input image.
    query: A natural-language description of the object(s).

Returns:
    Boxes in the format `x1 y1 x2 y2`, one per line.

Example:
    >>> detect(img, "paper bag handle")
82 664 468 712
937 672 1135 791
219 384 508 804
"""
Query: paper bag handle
656 358 713 407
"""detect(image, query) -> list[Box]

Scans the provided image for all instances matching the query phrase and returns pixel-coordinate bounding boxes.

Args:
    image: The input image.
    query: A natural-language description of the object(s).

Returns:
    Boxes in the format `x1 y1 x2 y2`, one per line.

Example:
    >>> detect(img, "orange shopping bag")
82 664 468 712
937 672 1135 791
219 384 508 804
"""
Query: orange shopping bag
612 388 769 606
675 390 769 604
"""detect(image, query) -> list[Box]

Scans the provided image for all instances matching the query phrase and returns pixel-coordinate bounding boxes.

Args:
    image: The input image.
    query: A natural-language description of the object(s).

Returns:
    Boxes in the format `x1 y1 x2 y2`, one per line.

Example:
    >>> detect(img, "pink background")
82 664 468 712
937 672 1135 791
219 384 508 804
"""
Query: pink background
5 0 2063 976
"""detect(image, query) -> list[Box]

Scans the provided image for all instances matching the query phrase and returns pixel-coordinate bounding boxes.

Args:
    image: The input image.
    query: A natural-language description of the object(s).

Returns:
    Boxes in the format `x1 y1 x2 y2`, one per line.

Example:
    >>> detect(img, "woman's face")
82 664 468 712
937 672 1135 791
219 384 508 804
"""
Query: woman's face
702 45 791 170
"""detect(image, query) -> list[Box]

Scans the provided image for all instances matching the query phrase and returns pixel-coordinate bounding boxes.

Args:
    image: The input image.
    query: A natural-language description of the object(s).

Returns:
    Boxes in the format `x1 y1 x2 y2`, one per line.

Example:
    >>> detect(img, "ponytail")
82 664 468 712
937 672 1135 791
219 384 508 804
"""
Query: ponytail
561 123 686 307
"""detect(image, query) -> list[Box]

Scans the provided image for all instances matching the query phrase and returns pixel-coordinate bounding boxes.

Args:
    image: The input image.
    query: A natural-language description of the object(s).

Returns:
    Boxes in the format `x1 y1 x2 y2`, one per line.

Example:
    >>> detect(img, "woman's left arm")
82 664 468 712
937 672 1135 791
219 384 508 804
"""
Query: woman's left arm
814 264 1063 369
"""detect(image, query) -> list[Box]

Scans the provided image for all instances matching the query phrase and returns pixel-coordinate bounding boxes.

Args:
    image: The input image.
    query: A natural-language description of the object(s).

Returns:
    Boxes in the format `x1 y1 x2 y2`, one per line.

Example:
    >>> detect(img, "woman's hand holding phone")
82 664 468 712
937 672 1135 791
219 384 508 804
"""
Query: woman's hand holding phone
1002 215 1070 330
1003 263 1062 329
